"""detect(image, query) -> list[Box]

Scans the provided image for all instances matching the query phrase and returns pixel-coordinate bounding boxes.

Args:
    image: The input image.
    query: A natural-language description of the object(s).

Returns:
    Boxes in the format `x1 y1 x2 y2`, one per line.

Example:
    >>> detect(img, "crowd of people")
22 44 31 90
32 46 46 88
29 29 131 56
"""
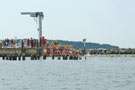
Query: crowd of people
0 37 48 48
0 37 83 56
26 37 48 47
1 38 16 48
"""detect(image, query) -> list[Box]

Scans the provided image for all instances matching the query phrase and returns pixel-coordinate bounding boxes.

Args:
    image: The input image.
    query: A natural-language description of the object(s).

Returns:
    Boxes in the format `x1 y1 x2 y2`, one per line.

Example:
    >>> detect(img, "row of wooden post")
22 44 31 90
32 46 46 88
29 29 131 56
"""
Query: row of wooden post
2 54 82 60
31 55 82 60
2 54 26 61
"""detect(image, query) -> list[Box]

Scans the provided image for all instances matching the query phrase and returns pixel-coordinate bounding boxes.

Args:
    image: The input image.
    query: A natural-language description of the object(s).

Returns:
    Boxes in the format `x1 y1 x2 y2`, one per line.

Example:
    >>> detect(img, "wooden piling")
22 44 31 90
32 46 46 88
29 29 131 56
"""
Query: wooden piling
22 53 25 61
73 56 76 60
63 56 68 60
9 54 12 60
66 56 68 60
52 56 54 60
79 56 82 60
85 56 87 60
34 54 37 60
43 55 46 60
37 54 40 60
76 56 78 60
58 57 61 60
13 55 17 60
2 56 5 60
31 54 34 60
69 56 73 60
6 55 9 60
18 54 21 61
63 56 65 60
15 56 17 60
74 56 78 60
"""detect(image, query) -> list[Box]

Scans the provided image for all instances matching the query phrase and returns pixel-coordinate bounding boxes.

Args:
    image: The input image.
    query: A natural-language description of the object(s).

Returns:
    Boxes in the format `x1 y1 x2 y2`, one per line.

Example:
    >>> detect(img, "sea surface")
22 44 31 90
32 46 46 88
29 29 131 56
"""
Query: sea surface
0 56 135 90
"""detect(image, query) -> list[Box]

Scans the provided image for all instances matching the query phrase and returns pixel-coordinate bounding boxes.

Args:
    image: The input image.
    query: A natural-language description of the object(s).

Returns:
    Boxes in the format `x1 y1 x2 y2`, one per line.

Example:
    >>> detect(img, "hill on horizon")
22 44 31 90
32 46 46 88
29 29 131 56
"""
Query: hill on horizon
47 39 119 50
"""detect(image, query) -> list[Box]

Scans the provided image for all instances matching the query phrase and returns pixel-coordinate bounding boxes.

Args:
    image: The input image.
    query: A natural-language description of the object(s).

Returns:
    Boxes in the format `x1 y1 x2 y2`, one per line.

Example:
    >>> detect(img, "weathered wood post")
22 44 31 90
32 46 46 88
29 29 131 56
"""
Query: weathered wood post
69 55 73 60
9 54 12 60
34 54 37 60
65 55 68 60
63 55 65 60
2 57 4 60
6 55 9 60
63 55 68 60
13 55 17 60
22 53 25 61
43 55 46 60
85 56 87 60
79 55 82 60
52 55 54 60
31 54 34 60
21 40 24 54
2 55 5 60
18 54 21 60
58 57 61 60
73 55 78 60
37 54 40 60
73 56 76 60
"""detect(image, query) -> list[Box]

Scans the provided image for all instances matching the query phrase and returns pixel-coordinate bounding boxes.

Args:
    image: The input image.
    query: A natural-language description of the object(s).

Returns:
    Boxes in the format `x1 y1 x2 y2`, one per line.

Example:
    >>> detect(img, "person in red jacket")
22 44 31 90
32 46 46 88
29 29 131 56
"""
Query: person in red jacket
42 36 46 47
27 38 30 47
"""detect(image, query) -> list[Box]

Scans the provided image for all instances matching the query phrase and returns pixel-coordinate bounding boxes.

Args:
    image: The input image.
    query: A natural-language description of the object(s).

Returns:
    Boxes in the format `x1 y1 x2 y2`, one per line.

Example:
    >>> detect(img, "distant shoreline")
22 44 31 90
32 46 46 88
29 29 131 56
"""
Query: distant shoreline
86 54 135 57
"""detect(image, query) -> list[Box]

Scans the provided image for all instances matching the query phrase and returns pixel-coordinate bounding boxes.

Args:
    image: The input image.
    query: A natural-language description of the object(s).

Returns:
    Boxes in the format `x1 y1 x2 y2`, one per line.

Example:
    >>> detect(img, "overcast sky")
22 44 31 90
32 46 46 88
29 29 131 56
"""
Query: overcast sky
0 0 135 48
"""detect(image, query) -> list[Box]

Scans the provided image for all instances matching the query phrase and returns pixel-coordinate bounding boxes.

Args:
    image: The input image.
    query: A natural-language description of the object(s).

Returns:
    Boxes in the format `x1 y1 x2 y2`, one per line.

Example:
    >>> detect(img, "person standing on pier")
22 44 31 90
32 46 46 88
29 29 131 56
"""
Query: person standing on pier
30 38 33 48
27 38 30 47
7 38 9 48
4 39 8 48
13 39 15 48
11 39 13 47
33 39 36 47
42 36 46 47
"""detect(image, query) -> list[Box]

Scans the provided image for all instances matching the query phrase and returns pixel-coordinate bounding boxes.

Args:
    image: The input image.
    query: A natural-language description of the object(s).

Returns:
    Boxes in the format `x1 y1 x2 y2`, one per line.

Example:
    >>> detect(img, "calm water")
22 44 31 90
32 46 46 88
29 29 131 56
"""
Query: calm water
0 57 135 90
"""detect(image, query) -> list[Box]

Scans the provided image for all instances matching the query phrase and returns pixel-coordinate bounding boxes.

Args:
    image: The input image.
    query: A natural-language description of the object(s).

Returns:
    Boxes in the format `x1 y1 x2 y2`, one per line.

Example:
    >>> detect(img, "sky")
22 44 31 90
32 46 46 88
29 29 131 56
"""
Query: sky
0 0 135 48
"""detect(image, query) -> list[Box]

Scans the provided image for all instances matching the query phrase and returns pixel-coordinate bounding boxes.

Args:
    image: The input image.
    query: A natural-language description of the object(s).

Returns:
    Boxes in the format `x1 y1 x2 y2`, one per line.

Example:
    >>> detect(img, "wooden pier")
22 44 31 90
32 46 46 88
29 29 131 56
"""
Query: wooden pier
0 48 82 60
